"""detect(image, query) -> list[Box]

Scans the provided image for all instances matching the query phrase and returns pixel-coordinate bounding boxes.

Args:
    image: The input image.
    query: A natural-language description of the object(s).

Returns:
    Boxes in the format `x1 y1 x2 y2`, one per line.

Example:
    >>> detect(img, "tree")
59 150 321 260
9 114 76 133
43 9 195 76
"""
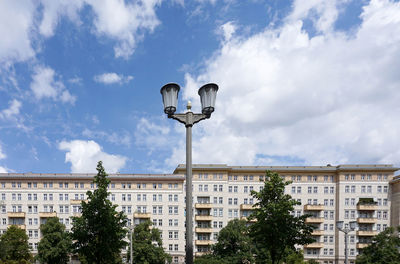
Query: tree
129 220 171 264
71 161 127 264
249 171 314 264
0 225 32 262
37 217 72 264
212 218 255 263
356 226 400 264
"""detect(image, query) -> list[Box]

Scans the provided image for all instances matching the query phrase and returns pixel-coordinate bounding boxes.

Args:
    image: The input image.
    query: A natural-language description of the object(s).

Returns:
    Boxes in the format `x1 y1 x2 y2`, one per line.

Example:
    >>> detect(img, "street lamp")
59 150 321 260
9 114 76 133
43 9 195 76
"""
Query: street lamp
336 221 357 264
127 224 134 264
161 82 218 264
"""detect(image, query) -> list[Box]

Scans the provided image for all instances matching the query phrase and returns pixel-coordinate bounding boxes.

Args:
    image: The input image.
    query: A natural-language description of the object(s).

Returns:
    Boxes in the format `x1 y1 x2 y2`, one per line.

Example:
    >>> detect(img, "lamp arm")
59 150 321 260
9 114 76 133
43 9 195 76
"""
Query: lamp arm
169 112 209 126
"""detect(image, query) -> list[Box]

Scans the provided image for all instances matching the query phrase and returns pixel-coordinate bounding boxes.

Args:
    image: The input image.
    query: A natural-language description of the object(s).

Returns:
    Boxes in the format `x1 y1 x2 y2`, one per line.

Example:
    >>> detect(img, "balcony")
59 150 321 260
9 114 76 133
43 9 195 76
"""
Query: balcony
357 230 378 236
73 212 82 217
8 224 26 230
240 216 256 223
195 252 208 257
357 217 377 224
356 243 370 249
39 212 57 218
195 240 213 246
305 217 324 224
195 203 212 209
304 242 324 248
7 212 25 218
240 204 254 210
304 204 324 211
357 204 377 211
195 215 213 221
195 227 213 233
311 230 324 236
133 212 151 219
70 199 87 205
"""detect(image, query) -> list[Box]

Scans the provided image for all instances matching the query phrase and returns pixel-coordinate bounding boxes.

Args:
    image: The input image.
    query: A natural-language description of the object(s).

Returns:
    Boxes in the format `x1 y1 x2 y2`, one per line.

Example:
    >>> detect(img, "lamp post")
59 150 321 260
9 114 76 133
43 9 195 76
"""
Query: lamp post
127 224 134 264
336 221 357 264
161 83 218 264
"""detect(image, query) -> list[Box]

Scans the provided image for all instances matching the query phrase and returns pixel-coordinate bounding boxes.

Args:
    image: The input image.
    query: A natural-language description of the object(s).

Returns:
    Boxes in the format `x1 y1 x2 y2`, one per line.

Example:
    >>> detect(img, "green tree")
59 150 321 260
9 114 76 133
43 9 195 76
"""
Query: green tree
37 217 72 264
212 218 254 263
356 226 400 264
249 171 314 264
284 249 305 264
71 161 127 264
129 220 171 264
0 225 32 262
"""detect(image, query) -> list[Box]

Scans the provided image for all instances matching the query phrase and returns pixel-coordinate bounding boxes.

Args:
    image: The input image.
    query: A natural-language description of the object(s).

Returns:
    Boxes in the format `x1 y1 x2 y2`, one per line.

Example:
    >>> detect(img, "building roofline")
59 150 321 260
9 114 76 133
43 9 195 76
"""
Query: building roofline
174 164 399 173
0 173 184 181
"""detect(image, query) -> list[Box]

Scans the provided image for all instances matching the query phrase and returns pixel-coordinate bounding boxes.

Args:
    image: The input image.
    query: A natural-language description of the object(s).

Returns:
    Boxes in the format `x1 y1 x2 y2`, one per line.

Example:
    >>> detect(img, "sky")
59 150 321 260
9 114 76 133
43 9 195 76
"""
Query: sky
0 0 400 174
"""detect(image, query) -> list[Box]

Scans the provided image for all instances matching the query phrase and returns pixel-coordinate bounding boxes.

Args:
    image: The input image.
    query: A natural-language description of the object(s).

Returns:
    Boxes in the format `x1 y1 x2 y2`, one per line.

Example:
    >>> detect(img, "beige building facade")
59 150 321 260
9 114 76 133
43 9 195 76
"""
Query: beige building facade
0 164 399 264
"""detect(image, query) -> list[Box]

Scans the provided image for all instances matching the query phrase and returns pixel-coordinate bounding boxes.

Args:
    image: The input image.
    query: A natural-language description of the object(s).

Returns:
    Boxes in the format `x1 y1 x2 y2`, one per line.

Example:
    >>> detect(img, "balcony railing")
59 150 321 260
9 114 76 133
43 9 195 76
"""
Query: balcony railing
195 227 213 233
7 212 25 218
133 212 151 219
195 203 212 209
304 242 324 248
357 204 378 211
357 230 378 236
195 215 213 221
357 217 377 224
304 204 324 211
195 240 213 246
39 212 57 218
305 217 324 224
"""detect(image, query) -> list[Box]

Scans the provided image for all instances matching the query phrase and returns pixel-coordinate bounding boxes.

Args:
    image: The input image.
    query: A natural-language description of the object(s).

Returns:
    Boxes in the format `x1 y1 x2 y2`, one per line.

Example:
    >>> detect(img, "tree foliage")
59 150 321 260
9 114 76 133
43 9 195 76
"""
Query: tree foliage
37 217 72 264
0 225 32 262
71 161 127 264
213 218 254 263
356 226 400 264
129 220 171 264
249 171 314 264
195 219 254 264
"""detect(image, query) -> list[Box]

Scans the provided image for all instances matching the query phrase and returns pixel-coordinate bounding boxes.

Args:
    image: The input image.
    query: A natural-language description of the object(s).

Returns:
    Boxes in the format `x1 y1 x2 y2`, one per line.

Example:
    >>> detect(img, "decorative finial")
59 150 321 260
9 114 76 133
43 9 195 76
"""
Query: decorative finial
187 101 192 110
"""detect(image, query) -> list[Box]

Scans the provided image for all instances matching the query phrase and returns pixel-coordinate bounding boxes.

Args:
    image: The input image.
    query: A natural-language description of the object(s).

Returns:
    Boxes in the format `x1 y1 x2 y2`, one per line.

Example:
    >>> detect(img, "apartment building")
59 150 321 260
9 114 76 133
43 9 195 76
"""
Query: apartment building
0 164 398 264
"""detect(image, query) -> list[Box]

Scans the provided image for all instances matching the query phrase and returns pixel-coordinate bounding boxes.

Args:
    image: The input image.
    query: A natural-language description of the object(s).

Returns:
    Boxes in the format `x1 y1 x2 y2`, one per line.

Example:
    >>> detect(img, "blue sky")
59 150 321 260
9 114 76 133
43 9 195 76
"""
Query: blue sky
0 0 400 174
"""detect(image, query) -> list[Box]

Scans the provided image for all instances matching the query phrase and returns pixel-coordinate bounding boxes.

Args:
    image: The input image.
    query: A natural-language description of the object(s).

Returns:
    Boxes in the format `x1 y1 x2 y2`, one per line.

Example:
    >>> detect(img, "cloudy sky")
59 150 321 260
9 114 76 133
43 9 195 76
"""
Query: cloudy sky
0 0 399 174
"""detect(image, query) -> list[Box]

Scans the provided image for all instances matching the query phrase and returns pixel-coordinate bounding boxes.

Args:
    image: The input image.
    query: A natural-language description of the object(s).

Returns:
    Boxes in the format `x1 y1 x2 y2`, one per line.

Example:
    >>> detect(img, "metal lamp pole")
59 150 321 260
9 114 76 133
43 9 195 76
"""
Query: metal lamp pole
161 83 218 264
336 221 357 264
128 225 134 264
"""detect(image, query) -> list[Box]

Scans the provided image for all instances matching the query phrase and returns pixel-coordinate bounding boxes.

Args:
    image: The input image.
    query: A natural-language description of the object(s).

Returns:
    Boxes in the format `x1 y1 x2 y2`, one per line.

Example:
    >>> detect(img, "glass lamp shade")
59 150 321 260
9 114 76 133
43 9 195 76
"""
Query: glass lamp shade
336 221 344 230
198 83 218 116
160 83 180 115
349 221 357 230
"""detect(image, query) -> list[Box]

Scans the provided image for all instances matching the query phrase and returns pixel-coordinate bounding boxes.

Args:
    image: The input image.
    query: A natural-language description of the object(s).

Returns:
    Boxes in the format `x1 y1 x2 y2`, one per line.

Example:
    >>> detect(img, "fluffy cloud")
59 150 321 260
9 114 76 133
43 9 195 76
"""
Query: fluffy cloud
30 66 76 104
0 0 36 63
0 145 5 160
86 0 161 58
59 140 127 173
0 99 22 119
0 0 162 64
93 72 134 85
174 0 400 167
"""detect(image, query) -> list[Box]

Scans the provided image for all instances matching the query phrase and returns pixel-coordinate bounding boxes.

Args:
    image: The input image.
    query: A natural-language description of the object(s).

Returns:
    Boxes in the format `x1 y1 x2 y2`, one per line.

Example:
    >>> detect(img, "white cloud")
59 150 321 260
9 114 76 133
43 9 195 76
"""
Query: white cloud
0 0 36 63
175 0 400 167
0 145 5 160
93 72 134 85
0 167 7 173
30 65 76 104
134 117 171 152
39 0 84 37
217 21 236 42
287 0 348 33
59 140 127 173
0 99 22 119
82 128 131 146
0 0 162 64
86 0 161 58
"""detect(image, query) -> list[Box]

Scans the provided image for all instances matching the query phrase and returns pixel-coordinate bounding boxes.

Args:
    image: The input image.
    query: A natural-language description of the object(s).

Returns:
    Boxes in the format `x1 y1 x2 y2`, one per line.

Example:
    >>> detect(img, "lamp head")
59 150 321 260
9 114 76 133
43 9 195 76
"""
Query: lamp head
161 83 180 116
336 221 344 230
349 221 357 230
198 83 218 117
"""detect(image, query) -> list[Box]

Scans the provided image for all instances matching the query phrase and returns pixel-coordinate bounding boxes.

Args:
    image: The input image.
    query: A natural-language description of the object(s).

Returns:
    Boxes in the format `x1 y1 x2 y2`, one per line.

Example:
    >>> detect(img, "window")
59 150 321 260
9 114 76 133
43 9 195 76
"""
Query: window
297 186 301 193
324 187 328 194
308 187 312 194
384 186 388 193
233 186 238 193
351 186 356 193
345 186 349 193
377 186 382 193
313 186 318 193
345 198 349 206
291 187 296 194
361 186 366 193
